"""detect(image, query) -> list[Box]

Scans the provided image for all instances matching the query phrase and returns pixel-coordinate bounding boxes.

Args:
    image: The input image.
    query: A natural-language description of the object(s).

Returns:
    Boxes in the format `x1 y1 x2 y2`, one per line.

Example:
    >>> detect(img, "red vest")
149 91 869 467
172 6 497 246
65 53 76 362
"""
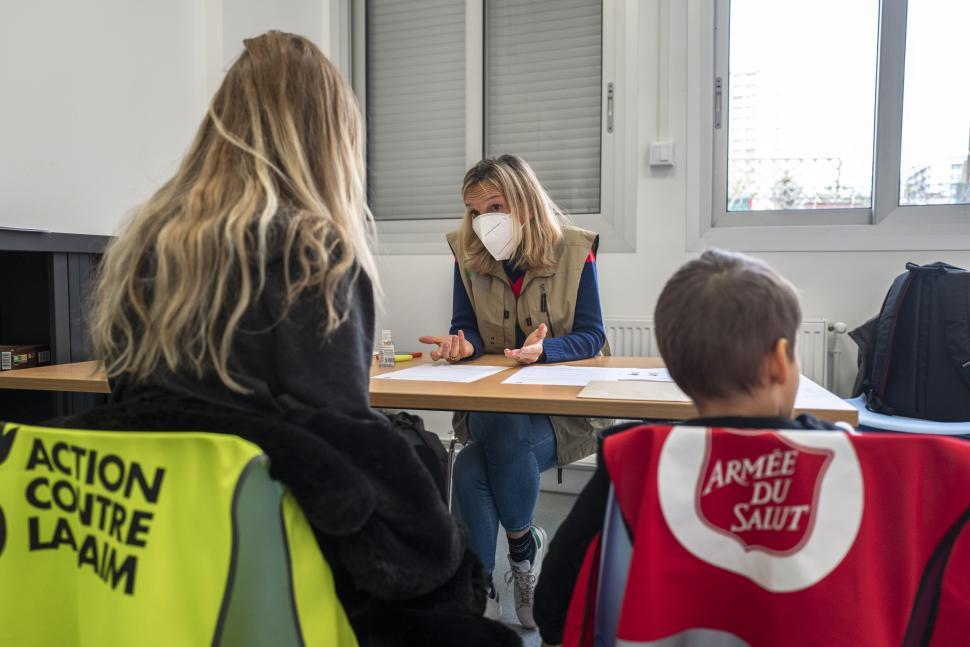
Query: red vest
563 425 970 647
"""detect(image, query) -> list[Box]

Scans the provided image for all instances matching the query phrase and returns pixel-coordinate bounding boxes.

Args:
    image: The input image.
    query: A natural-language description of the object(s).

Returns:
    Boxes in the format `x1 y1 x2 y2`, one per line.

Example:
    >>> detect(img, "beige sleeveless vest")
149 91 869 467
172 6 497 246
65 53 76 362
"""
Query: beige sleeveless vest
446 225 611 466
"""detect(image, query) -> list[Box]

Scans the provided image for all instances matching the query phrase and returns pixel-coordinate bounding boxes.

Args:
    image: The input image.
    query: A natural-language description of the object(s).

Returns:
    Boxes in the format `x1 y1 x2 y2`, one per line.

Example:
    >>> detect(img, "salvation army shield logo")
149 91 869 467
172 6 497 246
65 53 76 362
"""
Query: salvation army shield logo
696 430 833 554
659 427 864 593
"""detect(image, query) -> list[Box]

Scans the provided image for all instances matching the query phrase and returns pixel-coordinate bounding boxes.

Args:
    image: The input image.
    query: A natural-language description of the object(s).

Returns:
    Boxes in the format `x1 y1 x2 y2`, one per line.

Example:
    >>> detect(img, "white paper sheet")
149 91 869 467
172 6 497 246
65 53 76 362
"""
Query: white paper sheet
372 363 507 383
578 379 692 402
502 365 672 387
795 376 852 410
578 375 849 409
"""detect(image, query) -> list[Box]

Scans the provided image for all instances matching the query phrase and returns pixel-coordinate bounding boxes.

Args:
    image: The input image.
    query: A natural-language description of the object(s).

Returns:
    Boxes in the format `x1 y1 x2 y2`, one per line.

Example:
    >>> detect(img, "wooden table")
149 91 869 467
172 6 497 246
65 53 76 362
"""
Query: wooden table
371 355 859 425
0 355 859 424
0 360 110 394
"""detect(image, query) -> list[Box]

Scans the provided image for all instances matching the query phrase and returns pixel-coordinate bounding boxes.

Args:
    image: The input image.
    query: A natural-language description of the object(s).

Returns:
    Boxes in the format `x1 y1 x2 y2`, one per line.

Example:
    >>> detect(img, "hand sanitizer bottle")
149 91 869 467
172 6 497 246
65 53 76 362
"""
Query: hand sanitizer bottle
379 329 395 368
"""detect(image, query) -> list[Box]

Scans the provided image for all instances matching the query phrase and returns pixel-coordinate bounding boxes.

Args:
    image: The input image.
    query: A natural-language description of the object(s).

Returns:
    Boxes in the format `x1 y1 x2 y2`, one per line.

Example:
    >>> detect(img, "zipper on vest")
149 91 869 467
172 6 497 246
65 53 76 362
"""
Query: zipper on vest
540 283 555 337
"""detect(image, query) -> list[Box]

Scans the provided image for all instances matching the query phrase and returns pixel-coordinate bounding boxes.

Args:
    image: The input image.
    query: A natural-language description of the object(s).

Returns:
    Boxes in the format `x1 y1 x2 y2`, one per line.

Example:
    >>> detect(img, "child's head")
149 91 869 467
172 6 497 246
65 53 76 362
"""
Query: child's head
459 155 564 272
655 249 802 418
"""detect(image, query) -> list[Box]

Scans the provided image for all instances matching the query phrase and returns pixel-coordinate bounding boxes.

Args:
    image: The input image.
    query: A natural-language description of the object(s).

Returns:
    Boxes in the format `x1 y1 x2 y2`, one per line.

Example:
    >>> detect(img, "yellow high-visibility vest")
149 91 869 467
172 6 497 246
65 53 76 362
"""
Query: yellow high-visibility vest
0 422 357 647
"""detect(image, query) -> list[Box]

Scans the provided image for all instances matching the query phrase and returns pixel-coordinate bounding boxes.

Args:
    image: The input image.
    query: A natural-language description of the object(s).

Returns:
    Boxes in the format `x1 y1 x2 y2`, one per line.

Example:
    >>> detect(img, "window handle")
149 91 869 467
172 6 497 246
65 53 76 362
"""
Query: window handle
607 82 615 133
714 77 723 129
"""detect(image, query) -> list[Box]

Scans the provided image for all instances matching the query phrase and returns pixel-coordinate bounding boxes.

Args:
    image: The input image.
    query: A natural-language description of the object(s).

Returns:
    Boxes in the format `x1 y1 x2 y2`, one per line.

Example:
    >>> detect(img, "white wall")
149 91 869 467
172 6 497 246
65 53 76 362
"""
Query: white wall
375 0 970 399
0 1 335 237
0 1 204 236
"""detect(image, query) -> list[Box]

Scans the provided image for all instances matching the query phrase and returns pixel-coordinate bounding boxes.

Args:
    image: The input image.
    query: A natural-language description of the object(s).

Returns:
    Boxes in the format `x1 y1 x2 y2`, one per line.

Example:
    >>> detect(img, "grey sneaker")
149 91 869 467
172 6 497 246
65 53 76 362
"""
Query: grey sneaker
484 583 501 621
504 526 548 629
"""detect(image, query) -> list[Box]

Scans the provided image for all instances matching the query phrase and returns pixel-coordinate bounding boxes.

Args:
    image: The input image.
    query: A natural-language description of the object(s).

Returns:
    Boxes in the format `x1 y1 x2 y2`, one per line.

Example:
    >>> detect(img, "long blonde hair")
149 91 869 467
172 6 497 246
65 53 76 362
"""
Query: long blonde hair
459 155 565 274
90 31 379 392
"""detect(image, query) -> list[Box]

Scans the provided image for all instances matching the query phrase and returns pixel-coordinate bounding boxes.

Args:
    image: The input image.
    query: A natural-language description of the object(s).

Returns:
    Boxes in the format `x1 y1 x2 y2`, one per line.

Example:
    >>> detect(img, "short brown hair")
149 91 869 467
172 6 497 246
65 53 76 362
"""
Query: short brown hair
655 249 801 401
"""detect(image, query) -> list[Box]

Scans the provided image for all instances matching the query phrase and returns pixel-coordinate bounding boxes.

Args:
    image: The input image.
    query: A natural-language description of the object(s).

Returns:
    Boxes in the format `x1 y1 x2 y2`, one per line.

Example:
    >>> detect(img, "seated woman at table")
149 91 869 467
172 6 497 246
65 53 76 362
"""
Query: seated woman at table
419 154 608 627
55 31 517 647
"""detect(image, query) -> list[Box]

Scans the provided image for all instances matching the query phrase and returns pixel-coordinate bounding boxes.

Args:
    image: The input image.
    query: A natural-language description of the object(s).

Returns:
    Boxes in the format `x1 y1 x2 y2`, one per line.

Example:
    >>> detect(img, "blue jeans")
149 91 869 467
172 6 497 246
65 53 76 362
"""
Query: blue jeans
453 412 558 573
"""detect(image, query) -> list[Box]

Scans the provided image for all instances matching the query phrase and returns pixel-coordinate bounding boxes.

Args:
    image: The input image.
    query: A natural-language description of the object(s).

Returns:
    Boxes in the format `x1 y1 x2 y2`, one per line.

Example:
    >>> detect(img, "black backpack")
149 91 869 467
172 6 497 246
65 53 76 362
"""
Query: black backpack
386 411 449 503
851 262 970 422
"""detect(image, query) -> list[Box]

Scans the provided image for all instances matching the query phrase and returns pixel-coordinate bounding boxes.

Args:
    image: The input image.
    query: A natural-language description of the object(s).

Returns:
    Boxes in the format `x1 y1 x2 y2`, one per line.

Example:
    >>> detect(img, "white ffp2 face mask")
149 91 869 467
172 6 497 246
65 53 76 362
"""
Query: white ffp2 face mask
472 212 518 261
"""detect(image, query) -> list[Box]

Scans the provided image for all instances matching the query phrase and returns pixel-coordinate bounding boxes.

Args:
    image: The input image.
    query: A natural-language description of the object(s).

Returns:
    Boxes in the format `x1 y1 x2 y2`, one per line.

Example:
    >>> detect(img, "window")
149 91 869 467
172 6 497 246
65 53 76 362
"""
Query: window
485 0 602 215
364 0 466 221
898 0 970 206
712 0 970 229
354 0 637 252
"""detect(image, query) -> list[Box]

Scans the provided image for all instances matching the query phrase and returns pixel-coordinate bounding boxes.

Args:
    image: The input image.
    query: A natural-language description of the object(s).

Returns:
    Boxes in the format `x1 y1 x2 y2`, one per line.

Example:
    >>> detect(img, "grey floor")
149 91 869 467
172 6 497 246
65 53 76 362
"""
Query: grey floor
491 491 577 647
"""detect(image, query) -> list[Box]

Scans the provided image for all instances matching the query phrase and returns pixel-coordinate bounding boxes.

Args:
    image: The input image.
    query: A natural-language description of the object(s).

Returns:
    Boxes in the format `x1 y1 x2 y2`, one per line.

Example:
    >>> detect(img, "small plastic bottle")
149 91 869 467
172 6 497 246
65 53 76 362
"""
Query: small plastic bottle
379 329 396 368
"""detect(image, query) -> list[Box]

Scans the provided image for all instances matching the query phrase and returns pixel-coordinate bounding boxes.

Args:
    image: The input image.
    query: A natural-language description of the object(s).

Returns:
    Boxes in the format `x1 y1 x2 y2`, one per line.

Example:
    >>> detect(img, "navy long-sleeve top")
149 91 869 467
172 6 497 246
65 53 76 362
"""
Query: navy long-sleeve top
449 251 606 362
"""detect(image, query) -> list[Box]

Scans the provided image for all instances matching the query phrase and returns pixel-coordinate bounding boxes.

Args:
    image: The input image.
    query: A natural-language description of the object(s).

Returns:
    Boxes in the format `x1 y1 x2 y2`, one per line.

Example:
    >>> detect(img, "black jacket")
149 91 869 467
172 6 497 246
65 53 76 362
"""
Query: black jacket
72 234 519 645
110 253 381 425
53 399 521 647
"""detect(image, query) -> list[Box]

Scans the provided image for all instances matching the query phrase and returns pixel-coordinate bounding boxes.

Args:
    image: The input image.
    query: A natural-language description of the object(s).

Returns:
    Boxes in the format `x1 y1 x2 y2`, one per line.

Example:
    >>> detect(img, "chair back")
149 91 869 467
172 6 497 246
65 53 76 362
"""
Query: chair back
572 425 970 647
593 485 631 647
0 422 357 647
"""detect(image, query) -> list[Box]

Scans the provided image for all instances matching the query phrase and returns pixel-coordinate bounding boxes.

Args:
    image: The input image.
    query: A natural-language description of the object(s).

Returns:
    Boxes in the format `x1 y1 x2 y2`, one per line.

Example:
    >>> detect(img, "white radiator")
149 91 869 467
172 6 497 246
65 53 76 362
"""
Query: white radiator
604 317 832 389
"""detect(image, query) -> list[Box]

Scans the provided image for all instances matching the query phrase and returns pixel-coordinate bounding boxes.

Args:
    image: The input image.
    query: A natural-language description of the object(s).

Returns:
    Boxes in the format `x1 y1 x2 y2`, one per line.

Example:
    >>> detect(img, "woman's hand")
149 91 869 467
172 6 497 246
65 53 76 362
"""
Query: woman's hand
419 330 475 363
505 323 546 364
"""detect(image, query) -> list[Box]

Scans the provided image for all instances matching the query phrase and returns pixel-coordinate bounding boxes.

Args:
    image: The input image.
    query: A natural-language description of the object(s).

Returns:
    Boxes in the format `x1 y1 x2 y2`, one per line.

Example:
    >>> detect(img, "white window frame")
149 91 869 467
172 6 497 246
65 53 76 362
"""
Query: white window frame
350 0 639 254
688 0 970 252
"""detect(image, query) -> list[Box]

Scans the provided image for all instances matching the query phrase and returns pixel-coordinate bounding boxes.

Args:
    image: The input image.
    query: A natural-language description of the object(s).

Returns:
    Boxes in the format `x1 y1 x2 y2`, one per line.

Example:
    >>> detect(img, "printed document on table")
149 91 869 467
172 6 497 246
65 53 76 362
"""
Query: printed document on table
372 363 507 383
502 365 672 387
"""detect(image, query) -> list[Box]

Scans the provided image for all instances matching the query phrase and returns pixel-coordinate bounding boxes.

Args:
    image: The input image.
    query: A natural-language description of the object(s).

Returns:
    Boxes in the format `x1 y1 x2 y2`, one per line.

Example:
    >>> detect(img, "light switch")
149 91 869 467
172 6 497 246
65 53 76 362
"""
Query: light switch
649 142 675 167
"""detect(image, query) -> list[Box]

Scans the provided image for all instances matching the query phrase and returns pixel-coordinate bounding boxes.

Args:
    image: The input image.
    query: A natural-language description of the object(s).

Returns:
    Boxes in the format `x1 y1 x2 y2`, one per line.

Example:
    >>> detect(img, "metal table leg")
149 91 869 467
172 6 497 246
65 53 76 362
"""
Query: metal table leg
446 434 460 512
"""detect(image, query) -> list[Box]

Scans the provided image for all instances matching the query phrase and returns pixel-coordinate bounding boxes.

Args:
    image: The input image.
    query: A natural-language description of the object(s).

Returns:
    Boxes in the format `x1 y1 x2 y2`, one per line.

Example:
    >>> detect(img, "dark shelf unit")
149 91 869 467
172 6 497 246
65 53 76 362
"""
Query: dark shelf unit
0 230 110 422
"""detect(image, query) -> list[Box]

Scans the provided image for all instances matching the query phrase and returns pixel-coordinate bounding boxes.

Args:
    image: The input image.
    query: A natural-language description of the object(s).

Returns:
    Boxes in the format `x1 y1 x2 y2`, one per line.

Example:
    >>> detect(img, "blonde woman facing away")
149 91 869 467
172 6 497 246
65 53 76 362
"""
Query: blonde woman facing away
420 155 609 627
58 32 518 647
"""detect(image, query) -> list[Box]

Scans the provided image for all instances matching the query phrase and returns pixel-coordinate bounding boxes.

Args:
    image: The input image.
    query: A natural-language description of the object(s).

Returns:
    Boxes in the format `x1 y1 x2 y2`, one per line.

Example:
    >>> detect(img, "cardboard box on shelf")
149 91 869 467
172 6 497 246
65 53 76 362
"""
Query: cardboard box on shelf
0 345 52 371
